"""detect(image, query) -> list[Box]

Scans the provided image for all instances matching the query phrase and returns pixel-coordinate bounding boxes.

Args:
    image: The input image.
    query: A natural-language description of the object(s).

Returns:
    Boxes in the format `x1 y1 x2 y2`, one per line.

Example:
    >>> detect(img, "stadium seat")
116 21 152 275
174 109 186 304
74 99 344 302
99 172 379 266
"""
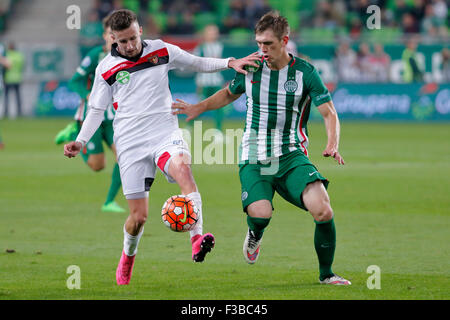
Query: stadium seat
194 12 217 33
123 0 139 14
151 12 168 33
229 28 253 44
300 28 335 43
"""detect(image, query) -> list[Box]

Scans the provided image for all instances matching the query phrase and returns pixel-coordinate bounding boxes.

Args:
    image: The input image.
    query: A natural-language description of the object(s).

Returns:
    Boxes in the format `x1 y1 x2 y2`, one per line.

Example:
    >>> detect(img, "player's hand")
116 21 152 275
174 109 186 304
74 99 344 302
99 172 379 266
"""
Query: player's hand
64 141 82 158
228 52 261 75
171 99 202 121
322 147 345 165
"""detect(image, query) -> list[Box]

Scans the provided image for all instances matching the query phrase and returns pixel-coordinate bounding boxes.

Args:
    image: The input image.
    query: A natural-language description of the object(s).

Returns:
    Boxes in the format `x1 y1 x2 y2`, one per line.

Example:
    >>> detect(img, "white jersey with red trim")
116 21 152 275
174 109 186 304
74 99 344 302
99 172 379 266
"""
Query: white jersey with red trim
77 39 230 152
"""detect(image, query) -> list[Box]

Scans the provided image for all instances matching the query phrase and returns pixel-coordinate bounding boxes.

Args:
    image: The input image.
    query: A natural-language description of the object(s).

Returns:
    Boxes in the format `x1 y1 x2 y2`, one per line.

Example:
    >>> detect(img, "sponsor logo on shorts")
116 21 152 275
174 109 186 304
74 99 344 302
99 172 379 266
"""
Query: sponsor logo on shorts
241 191 248 201
309 171 318 176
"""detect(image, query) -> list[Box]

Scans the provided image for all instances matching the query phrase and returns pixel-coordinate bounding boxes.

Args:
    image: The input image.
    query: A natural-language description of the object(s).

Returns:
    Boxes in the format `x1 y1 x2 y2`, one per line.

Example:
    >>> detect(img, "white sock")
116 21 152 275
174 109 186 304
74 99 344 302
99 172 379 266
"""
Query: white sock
187 191 203 238
123 225 144 256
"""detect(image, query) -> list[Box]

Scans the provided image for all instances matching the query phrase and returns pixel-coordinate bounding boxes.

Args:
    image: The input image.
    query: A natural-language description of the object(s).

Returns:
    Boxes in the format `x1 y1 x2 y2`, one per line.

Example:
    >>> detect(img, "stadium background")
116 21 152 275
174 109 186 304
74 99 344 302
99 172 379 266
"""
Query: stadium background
0 0 449 301
0 0 449 120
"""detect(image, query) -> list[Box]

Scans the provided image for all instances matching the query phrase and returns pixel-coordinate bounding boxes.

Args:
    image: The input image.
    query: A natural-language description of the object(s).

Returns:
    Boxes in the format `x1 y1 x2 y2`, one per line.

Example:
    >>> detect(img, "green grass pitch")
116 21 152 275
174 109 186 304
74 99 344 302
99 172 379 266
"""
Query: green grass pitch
0 118 449 300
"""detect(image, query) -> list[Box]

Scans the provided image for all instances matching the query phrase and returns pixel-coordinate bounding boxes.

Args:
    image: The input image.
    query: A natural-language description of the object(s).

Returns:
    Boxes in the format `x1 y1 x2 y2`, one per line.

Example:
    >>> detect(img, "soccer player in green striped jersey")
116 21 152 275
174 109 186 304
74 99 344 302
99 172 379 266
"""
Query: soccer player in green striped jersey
55 14 125 213
173 12 351 285
194 24 226 132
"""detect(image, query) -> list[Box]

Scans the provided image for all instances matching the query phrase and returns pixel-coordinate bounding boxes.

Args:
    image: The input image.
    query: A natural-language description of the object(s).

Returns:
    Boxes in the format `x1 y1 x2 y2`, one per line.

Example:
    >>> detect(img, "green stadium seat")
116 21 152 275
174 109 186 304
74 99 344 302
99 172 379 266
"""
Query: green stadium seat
123 0 140 13
193 12 217 32
229 28 253 44
151 12 168 33
148 0 161 12
300 28 335 43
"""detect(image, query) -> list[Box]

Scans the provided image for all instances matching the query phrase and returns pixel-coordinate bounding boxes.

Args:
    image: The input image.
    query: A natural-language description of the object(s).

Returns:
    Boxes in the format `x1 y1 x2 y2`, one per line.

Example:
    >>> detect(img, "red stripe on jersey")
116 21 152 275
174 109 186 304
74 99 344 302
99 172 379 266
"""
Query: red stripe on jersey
298 99 309 157
157 151 171 172
290 57 296 67
113 102 118 110
101 47 169 81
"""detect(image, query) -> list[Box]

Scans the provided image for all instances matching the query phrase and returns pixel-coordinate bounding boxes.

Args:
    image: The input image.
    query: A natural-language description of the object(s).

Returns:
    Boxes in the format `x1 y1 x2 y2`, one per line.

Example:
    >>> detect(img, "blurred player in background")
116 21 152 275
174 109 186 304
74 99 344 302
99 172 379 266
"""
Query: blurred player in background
0 41 11 149
64 9 260 285
173 11 351 286
56 14 125 213
193 24 226 133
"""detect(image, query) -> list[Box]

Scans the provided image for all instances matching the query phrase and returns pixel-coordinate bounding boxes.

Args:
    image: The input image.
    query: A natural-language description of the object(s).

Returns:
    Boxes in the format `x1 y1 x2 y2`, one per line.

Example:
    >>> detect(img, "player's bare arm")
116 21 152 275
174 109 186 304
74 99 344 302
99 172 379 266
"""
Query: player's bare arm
228 52 261 75
317 100 344 165
172 87 241 121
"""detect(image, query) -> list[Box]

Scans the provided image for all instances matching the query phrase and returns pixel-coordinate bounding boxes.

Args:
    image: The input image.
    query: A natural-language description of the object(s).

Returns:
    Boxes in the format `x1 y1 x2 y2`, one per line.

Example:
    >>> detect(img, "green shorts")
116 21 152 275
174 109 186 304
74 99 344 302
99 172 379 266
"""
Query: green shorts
78 120 114 162
239 150 329 212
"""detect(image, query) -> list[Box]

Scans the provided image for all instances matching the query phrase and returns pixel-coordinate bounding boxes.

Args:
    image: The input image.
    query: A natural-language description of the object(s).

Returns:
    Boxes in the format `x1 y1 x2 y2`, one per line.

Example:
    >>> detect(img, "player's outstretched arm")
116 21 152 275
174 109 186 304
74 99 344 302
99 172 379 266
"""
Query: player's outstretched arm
64 141 82 158
172 87 241 121
228 52 261 75
317 101 345 165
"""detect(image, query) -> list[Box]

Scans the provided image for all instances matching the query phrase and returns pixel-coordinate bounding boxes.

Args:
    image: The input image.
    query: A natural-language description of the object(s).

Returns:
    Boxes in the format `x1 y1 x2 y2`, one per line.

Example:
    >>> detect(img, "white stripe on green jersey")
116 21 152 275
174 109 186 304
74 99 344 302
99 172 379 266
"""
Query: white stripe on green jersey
229 55 331 162
194 42 224 87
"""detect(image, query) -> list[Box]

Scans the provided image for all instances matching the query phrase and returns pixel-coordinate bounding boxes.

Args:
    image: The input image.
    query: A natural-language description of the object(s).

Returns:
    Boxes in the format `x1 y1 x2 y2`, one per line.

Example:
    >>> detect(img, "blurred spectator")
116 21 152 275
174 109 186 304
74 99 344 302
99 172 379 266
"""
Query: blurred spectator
4 42 25 118
402 12 420 34
335 41 359 82
222 0 248 32
356 42 374 82
245 0 271 29
402 37 424 82
166 11 195 35
0 0 11 31
0 41 10 117
370 44 391 82
94 0 122 20
441 48 450 82
410 0 426 22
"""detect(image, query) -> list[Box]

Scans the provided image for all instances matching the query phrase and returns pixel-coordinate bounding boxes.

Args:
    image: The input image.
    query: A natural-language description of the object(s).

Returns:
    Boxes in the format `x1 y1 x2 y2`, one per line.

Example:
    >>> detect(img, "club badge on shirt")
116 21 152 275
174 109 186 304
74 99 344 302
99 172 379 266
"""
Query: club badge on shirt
148 55 159 65
116 71 130 85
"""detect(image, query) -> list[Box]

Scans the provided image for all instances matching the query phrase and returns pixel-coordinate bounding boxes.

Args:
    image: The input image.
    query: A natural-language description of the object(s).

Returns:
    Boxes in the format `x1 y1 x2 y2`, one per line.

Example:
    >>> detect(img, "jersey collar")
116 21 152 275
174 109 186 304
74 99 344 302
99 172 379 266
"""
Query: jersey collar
111 41 148 62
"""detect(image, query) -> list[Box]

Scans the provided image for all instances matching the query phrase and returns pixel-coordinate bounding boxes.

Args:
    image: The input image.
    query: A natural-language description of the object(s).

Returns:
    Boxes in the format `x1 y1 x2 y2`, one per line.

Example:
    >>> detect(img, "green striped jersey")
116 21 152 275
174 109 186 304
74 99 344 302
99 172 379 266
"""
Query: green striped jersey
229 55 331 162
70 45 115 121
194 42 224 87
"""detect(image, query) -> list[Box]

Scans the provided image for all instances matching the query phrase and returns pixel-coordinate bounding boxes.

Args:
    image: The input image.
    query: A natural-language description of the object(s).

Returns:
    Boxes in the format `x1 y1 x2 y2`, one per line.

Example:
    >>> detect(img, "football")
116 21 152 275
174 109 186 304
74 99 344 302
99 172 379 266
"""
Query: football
161 195 199 232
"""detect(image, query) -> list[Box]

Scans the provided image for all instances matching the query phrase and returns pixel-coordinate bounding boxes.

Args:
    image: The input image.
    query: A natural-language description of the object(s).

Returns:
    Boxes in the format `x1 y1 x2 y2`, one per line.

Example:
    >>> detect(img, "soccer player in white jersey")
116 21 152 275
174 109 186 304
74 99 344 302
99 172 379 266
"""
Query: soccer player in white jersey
64 9 260 285
173 12 351 286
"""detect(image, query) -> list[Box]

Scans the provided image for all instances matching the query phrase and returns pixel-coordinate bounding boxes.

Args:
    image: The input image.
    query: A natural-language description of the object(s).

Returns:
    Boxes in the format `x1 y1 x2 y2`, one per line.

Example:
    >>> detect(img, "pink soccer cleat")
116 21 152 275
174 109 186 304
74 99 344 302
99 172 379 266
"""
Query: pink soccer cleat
191 233 215 262
116 251 136 285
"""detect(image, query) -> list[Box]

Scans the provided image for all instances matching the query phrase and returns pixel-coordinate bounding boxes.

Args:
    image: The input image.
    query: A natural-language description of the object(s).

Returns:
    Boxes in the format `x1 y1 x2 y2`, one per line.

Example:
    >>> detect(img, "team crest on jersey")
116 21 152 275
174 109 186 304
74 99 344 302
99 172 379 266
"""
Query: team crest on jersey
148 55 159 64
284 80 298 93
116 71 130 85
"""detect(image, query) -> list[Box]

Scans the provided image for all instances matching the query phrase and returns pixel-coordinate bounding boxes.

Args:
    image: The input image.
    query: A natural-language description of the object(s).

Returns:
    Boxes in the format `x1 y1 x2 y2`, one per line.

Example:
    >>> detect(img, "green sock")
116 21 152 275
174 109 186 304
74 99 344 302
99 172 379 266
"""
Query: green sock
105 163 122 204
314 218 336 281
247 216 271 241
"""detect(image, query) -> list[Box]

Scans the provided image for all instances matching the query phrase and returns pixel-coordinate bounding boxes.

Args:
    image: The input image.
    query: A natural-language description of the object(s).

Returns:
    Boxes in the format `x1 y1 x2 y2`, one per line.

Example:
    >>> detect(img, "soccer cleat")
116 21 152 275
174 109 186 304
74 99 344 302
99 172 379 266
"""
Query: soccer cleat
192 233 215 262
116 251 136 285
243 229 262 264
319 274 352 286
102 201 126 213
54 121 78 145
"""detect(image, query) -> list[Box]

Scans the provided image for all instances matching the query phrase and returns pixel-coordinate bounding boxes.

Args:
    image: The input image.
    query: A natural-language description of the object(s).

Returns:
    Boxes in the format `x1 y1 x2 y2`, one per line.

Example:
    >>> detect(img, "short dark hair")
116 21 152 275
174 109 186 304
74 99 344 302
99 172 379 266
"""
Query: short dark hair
255 11 290 40
102 12 113 31
109 9 138 31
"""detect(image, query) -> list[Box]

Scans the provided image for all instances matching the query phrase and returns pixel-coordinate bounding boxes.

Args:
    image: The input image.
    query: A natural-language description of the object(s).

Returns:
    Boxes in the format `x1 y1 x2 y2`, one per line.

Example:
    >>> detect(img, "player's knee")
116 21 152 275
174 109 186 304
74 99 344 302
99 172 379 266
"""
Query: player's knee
130 212 147 227
314 204 334 222
88 160 105 171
